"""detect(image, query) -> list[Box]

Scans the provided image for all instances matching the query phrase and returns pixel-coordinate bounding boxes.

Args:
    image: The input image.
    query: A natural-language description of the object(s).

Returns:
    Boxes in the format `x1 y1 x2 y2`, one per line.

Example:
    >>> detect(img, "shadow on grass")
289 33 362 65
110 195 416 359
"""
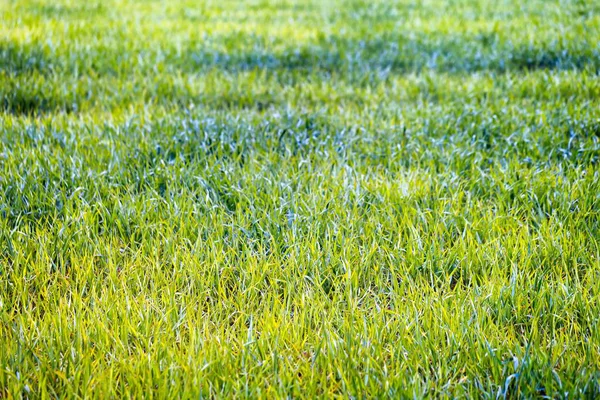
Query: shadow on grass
0 41 57 75
175 35 599 75
1 78 78 116
1 32 598 115
1 91 77 116
3 32 598 77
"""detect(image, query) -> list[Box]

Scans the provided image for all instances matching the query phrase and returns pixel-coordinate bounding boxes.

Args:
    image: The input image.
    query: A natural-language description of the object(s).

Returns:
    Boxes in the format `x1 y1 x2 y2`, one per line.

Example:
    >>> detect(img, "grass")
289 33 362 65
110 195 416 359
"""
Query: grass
1 0 600 397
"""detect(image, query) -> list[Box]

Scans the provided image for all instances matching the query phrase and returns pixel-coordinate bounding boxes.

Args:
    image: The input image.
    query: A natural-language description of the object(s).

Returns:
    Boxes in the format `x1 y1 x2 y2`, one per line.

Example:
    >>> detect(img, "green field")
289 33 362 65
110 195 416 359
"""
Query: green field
1 0 600 397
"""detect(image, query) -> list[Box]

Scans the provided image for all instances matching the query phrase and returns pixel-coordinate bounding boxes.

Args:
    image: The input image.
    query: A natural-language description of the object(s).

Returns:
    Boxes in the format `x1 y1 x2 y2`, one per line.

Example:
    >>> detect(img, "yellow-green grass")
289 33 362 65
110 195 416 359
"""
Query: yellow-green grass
1 0 600 397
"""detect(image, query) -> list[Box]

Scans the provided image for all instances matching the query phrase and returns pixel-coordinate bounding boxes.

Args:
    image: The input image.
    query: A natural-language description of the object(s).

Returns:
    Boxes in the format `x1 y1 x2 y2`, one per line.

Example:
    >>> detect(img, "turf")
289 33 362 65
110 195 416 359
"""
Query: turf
1 0 600 397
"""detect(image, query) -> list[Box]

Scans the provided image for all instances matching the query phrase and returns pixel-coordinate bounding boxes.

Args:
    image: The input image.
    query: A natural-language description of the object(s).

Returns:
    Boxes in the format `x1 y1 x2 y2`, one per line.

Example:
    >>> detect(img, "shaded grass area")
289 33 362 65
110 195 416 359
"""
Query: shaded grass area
2 35 599 115
3 33 600 77
1 0 600 398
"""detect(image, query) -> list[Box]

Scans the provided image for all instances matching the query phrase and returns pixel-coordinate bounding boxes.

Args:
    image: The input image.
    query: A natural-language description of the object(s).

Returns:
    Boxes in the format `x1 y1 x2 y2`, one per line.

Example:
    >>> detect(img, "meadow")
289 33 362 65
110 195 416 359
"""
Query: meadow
1 0 600 397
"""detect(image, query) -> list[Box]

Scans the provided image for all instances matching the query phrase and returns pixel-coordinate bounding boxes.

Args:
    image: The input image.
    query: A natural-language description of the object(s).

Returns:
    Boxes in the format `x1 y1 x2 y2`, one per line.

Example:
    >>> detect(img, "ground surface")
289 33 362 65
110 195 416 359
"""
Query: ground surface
1 0 600 397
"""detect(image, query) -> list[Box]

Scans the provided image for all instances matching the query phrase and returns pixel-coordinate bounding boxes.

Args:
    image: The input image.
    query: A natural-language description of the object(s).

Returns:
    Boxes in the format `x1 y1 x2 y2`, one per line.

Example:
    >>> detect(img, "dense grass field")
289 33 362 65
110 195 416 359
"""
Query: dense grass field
1 0 600 397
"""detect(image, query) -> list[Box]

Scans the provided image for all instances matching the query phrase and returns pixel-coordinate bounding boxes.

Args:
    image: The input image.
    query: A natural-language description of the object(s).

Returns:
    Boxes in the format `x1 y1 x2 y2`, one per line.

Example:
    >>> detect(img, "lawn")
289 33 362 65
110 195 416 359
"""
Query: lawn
1 0 600 397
